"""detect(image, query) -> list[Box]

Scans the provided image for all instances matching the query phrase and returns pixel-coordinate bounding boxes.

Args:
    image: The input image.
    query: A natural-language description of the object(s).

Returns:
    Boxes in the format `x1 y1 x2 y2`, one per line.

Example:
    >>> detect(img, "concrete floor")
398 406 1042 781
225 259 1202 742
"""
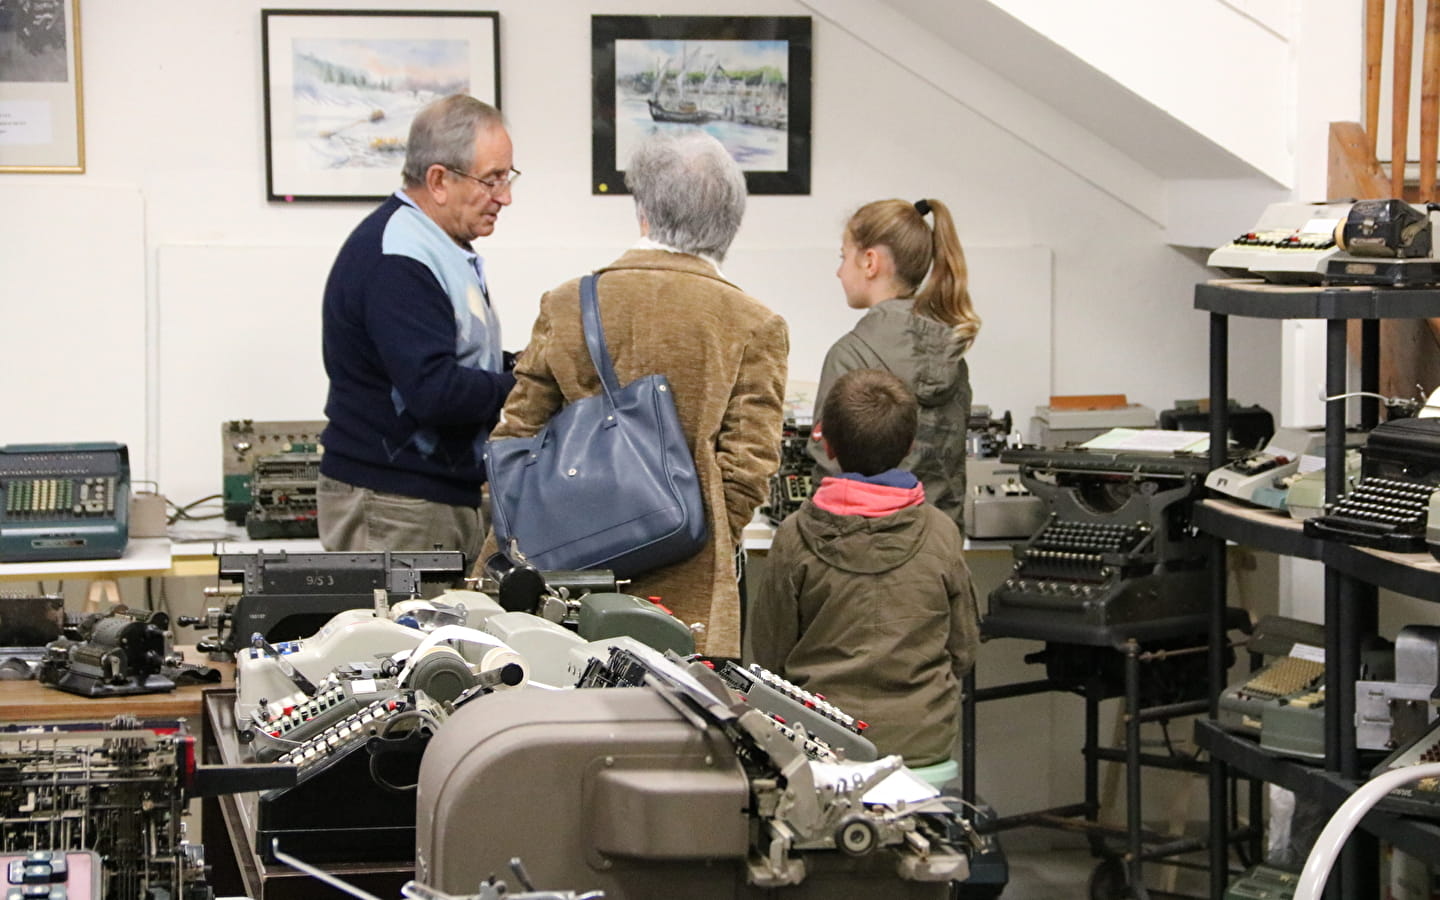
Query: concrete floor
1002 847 1099 898
997 843 1213 899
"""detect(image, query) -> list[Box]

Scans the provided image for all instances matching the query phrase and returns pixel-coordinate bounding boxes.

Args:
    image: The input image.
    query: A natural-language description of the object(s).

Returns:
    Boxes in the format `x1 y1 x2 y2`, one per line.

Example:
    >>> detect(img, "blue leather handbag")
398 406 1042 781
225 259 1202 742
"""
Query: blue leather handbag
484 273 708 578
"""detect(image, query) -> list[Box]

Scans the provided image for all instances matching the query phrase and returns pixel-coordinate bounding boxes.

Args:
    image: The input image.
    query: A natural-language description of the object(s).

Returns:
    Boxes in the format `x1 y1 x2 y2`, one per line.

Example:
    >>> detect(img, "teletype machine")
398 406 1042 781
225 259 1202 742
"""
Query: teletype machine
414 642 981 900
221 558 698 866
178 549 467 656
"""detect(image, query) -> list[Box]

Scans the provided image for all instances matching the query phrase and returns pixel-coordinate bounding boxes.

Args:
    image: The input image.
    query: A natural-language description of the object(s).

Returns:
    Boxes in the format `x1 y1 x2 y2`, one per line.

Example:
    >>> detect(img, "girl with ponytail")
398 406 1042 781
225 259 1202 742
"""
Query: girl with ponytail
808 198 981 532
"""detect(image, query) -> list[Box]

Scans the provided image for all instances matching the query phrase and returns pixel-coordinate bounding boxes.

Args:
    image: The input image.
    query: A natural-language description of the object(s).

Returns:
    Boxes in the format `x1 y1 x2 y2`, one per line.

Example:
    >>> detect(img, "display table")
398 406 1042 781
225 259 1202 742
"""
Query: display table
0 645 231 723
0 528 325 584
0 538 174 583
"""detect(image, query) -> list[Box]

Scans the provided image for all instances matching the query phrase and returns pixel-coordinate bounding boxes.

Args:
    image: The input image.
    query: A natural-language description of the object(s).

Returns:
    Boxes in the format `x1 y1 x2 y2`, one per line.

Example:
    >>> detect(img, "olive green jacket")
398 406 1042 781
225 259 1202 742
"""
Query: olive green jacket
747 495 979 766
808 298 973 533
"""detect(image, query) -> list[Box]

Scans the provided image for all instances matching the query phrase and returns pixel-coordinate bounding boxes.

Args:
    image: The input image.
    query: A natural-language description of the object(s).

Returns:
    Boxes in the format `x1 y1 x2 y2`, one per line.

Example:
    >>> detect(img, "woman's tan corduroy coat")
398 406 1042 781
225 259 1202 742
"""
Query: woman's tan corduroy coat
484 248 789 657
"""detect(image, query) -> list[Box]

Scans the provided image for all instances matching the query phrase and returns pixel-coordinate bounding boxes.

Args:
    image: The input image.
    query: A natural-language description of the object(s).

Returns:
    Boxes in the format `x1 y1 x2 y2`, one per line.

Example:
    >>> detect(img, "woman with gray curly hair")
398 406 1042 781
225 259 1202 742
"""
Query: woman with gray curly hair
480 129 789 657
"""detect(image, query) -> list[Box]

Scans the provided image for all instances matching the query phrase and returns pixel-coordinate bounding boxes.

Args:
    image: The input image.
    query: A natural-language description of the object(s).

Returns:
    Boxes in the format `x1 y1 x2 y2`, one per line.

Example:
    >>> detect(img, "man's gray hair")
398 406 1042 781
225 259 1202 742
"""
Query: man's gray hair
401 95 504 188
625 130 747 262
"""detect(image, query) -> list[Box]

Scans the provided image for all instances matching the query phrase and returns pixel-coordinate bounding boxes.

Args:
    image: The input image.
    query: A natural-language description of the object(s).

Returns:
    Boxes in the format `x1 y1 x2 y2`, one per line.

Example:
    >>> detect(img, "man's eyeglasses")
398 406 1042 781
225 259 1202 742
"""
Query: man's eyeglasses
444 166 521 192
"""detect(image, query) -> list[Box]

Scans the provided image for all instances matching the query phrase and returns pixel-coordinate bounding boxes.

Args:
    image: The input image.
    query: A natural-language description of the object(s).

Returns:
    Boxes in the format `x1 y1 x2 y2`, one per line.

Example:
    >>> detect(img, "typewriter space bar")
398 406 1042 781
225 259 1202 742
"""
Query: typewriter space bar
1310 515 1401 537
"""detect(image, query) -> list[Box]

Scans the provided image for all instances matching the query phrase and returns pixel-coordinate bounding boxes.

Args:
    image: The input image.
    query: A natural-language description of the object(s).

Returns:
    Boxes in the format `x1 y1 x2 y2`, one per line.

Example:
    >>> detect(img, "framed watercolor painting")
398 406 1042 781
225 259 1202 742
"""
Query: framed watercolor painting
262 9 500 201
0 0 84 173
591 15 812 196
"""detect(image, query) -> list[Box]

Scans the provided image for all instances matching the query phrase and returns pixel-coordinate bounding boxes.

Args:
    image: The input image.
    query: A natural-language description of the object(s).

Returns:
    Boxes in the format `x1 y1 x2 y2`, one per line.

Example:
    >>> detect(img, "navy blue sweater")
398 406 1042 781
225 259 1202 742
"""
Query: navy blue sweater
320 194 516 506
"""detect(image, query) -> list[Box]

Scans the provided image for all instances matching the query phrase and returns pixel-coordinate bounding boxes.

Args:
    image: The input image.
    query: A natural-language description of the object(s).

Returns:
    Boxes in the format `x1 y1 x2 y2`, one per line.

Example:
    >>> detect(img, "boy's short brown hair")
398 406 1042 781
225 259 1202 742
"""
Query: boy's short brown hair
821 369 918 476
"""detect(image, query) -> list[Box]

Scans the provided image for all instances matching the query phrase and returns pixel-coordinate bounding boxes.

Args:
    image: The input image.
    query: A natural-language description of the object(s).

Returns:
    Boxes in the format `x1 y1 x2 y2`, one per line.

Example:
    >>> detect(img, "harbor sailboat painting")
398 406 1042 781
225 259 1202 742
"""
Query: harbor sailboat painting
592 16 812 195
616 38 790 171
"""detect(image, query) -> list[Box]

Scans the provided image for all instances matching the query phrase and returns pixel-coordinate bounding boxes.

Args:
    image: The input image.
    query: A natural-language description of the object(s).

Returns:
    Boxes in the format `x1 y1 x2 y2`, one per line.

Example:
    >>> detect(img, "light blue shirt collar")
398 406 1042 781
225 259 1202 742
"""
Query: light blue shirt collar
395 189 488 301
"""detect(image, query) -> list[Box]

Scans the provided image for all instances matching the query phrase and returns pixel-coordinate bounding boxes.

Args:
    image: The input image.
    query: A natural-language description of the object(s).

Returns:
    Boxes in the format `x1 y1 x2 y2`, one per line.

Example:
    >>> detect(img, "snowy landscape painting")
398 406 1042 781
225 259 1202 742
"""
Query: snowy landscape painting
263 11 499 201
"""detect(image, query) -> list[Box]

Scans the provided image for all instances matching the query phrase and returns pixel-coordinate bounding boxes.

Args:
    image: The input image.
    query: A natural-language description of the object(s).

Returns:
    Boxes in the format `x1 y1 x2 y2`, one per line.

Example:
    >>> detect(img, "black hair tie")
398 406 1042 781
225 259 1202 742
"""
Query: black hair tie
914 199 932 216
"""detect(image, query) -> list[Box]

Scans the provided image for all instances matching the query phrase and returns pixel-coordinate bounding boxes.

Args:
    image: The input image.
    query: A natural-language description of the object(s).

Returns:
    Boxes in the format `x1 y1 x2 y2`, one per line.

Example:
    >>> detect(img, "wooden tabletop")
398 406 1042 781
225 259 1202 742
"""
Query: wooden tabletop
0 648 232 723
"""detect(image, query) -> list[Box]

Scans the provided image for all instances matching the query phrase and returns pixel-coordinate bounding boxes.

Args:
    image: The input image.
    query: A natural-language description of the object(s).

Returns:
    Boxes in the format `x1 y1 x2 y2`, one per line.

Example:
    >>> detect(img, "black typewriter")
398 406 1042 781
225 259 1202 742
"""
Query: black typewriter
1304 417 1440 552
986 445 1216 638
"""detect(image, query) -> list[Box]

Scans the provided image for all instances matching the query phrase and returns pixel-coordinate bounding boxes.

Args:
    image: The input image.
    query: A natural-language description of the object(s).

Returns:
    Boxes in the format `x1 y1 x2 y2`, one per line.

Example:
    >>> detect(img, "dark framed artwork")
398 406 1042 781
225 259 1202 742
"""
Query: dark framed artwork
591 15 812 196
0 0 84 173
261 9 500 202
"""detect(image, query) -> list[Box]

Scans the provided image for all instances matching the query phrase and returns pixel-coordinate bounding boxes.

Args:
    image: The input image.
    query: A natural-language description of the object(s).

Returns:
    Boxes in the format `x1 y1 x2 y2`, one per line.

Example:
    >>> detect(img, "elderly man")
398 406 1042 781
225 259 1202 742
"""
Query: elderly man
318 95 519 560
486 130 789 657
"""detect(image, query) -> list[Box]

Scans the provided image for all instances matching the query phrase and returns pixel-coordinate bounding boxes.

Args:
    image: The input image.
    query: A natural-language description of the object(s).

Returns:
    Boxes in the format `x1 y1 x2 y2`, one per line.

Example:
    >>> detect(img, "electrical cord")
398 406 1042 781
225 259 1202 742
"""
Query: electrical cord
166 493 225 524
1322 386 1440 417
367 708 444 792
1294 761 1440 899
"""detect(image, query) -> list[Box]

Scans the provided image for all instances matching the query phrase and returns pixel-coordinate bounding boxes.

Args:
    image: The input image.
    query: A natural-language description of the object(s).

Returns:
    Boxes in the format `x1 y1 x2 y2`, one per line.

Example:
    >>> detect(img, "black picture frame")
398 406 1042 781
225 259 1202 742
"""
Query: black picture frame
591 15 812 196
261 9 501 202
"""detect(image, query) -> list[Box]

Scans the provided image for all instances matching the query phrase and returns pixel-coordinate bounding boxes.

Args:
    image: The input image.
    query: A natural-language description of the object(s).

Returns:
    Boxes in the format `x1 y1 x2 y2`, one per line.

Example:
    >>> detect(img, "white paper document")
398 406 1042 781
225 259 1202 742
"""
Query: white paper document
1079 428 1211 453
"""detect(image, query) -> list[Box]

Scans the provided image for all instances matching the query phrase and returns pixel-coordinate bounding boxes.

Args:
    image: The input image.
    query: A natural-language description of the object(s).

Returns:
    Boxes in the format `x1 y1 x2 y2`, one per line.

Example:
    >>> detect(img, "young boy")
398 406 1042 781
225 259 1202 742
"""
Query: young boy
747 368 980 766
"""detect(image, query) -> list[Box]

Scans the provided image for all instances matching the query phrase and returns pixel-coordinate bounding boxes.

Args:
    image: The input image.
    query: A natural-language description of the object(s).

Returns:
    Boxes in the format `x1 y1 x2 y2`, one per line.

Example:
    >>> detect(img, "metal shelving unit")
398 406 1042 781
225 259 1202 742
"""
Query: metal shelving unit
1196 278 1440 900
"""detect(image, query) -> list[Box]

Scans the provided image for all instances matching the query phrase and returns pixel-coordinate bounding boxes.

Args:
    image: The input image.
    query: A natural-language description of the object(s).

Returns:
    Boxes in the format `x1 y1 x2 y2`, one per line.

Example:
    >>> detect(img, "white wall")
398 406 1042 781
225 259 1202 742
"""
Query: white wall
1 0 1284 508
983 0 1296 185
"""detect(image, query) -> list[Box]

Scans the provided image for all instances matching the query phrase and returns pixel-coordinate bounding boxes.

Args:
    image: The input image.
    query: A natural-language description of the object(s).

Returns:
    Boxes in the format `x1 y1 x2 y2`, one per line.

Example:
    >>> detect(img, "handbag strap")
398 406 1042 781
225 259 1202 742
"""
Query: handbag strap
580 274 622 406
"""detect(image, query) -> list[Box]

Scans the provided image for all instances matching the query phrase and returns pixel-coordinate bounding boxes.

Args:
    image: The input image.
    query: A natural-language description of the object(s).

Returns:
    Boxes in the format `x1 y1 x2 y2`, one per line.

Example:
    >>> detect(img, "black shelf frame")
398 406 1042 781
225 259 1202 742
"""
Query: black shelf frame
1199 278 1440 900
1191 500 1324 561
1195 722 1440 864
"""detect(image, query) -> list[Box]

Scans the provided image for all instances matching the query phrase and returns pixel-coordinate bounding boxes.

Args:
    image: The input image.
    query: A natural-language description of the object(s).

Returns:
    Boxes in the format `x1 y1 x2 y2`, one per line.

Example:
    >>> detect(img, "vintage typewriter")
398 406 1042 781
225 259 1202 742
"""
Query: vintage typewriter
0 442 129 562
1324 198 1440 287
1218 616 1328 759
764 417 814 525
221 419 326 540
986 442 1216 638
176 549 466 655
1304 417 1440 551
